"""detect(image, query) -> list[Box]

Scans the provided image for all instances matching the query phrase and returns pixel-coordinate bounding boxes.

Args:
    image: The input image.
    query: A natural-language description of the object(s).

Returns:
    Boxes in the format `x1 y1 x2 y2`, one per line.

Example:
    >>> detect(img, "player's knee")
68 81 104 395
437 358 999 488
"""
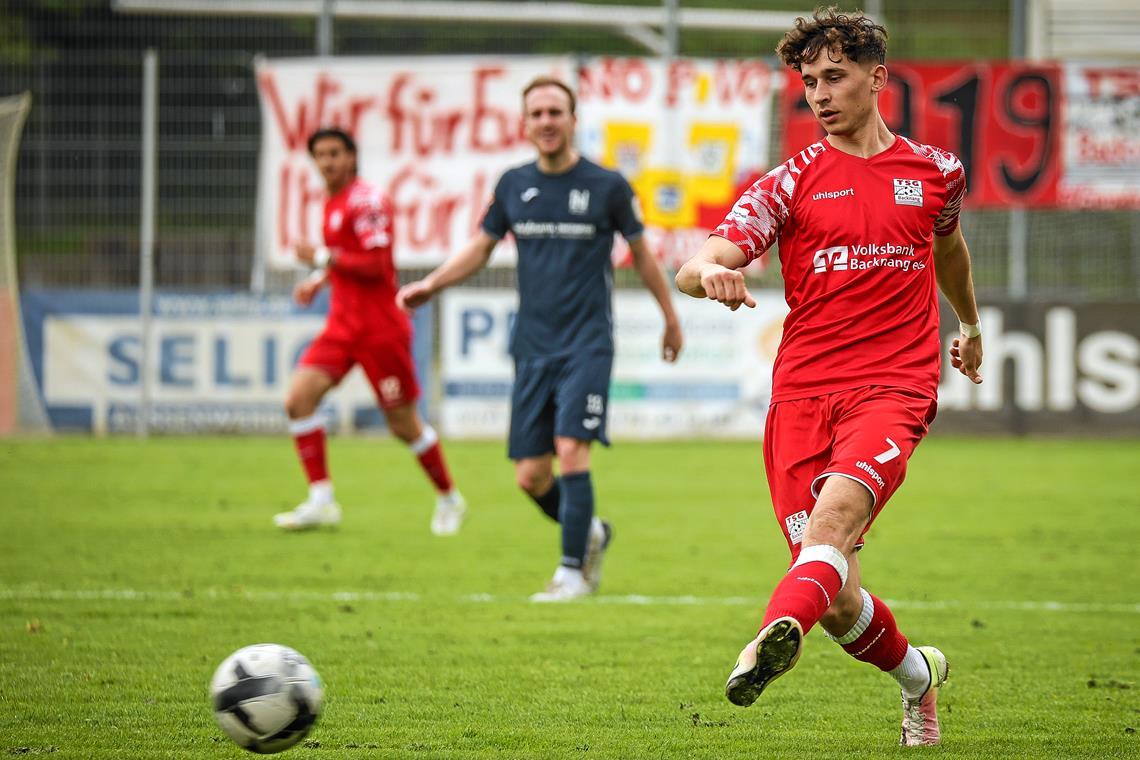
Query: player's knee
803 508 863 554
385 411 420 443
554 437 590 473
515 466 551 496
284 392 315 420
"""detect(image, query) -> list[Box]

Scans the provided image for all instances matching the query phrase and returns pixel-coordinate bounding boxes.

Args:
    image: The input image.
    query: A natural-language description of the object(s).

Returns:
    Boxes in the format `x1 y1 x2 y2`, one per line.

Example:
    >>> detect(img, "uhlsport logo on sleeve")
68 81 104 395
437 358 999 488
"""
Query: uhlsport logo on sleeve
893 178 923 207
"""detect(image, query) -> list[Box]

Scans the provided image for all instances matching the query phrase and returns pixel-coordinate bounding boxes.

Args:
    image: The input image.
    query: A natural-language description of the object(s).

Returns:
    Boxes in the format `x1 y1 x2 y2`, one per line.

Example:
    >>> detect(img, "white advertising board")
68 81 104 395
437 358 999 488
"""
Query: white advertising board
21 291 431 435
439 288 789 440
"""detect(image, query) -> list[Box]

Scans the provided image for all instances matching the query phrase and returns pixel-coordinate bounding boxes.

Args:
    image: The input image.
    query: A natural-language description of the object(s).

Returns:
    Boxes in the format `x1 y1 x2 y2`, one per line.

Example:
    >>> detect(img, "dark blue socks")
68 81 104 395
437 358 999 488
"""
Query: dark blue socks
558 471 594 569
529 477 561 522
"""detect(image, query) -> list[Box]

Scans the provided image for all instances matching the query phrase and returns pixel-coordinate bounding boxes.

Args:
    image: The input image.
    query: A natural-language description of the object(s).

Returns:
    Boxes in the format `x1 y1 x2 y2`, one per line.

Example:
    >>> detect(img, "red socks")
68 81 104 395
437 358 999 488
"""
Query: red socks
410 425 454 493
290 415 329 484
761 544 848 634
836 590 910 672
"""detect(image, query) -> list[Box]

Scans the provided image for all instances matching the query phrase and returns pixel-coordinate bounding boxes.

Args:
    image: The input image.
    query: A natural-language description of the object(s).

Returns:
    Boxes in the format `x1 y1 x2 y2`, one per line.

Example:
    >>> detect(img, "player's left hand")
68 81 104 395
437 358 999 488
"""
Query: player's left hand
293 272 325 307
950 334 983 384
294 242 316 265
396 280 434 311
662 320 683 363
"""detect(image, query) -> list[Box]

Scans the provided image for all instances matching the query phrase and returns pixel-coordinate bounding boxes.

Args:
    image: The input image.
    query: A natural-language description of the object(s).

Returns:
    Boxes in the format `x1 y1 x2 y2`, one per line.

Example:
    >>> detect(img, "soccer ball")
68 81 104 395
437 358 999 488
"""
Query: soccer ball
210 643 323 754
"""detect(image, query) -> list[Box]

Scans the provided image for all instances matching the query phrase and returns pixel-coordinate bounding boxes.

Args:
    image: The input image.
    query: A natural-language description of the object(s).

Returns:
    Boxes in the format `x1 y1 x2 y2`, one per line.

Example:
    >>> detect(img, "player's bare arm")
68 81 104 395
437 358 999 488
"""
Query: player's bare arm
675 235 755 311
396 231 498 310
294 242 317 265
933 226 983 384
628 237 683 362
292 269 328 307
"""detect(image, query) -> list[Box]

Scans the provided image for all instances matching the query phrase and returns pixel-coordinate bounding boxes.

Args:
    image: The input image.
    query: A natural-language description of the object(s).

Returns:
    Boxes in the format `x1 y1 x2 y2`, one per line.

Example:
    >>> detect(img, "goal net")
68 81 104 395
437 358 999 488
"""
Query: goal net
0 93 50 435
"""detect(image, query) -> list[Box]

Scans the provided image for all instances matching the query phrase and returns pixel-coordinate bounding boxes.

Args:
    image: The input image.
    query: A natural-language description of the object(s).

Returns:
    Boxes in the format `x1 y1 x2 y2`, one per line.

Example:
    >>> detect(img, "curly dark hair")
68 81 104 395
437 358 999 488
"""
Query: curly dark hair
776 6 888 71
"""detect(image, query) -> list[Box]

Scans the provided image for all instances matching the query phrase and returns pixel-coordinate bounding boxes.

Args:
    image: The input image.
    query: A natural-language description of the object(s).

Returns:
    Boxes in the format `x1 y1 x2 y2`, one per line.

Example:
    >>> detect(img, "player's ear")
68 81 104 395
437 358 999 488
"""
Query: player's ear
870 63 888 93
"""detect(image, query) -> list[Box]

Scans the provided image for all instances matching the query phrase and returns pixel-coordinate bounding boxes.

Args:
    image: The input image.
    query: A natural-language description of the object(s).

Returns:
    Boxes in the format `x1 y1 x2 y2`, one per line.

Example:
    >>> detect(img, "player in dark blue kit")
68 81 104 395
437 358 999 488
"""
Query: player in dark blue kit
398 76 683 601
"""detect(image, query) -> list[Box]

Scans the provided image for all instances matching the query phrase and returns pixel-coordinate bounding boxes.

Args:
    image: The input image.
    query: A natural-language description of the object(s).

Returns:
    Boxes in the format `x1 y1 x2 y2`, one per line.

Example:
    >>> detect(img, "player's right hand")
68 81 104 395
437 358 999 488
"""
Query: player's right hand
396 280 434 311
700 267 756 311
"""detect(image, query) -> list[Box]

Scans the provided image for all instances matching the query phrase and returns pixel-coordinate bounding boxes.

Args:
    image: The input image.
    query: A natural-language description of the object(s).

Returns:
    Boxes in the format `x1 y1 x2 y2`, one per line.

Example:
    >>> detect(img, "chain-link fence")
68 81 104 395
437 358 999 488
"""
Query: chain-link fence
2 0 1137 298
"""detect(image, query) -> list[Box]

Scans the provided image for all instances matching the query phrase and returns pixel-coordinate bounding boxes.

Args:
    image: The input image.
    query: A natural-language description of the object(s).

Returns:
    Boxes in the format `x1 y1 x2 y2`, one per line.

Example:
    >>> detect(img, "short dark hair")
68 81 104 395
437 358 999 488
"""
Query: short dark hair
307 127 357 156
776 6 888 72
521 76 576 115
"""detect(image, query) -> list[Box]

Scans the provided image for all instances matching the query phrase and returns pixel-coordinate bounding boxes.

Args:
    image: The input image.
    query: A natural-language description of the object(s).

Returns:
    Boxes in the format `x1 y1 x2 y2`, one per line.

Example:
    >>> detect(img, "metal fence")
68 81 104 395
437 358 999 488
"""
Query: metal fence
2 0 1137 299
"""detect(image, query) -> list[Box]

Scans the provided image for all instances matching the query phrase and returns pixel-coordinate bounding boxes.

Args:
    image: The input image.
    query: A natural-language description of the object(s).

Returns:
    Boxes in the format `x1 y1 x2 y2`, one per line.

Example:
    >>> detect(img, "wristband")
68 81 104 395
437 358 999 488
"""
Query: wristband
312 247 332 269
959 321 981 338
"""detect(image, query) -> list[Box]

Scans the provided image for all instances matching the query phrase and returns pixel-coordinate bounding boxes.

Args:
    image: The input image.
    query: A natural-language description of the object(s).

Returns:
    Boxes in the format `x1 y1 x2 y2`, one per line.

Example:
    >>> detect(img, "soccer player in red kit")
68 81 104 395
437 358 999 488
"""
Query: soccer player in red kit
274 127 466 536
676 9 983 746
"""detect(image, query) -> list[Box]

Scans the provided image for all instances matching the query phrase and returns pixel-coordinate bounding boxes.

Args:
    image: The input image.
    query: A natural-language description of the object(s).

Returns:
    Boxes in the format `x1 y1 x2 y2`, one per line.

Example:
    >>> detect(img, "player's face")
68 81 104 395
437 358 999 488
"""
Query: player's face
800 49 885 137
310 137 356 191
523 86 576 160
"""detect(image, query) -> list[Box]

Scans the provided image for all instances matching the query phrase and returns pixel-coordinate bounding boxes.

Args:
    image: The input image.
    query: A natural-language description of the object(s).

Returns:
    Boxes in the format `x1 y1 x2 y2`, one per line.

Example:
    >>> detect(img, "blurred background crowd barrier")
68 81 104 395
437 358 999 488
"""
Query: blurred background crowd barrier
0 0 1137 436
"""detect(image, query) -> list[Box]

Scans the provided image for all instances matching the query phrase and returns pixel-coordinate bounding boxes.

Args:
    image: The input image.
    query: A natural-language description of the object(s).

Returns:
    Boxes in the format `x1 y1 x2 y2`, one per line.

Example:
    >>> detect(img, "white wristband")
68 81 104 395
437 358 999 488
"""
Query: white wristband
313 247 332 269
959 321 981 338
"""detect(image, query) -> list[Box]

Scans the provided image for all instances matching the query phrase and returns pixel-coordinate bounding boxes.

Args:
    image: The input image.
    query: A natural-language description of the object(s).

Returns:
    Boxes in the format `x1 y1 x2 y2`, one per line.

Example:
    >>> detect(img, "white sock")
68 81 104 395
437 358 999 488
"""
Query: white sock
825 588 874 644
309 480 334 506
408 425 438 456
891 646 932 699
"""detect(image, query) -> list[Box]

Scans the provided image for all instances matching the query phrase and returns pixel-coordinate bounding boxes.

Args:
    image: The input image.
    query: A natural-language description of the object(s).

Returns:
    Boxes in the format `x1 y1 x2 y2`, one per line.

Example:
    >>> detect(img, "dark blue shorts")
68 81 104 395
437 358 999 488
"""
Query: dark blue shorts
508 352 614 460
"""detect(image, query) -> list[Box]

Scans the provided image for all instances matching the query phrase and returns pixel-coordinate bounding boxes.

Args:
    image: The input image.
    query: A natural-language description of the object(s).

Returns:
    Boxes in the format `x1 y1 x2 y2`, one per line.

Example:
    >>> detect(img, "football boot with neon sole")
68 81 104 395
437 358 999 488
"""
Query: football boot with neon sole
900 645 949 746
725 616 804 707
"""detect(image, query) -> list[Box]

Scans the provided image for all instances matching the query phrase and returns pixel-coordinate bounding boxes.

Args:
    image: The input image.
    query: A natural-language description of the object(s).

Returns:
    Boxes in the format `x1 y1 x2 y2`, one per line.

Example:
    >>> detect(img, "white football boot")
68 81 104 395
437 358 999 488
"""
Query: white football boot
273 499 342 531
582 518 613 591
900 646 950 746
529 565 593 602
725 616 804 706
431 490 467 536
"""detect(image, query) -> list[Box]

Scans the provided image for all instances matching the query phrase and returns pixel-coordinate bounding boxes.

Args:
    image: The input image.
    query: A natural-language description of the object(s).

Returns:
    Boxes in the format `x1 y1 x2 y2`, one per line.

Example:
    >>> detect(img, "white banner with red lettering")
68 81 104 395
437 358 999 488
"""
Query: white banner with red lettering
255 56 571 270
255 55 783 271
1060 63 1140 209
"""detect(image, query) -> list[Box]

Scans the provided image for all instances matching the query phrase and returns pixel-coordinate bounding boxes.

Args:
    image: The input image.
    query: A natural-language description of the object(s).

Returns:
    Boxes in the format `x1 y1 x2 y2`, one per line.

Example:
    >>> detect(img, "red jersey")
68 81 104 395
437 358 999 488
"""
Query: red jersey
714 135 966 402
321 177 409 340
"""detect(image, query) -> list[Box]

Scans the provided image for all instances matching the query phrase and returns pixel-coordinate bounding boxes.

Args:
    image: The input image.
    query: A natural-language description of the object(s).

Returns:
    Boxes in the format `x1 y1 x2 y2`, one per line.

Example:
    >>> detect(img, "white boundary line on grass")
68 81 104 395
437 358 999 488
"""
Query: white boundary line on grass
0 587 1137 614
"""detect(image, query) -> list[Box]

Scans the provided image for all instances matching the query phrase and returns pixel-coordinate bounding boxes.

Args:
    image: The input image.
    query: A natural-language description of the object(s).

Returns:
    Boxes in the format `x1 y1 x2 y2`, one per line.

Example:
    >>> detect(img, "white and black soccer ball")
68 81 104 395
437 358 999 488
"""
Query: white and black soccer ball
210 643 323 754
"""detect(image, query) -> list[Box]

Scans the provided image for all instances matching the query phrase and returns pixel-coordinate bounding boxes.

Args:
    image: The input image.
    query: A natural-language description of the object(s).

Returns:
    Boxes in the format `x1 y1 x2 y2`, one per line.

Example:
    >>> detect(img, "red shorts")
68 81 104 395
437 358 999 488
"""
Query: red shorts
763 385 937 562
298 330 420 410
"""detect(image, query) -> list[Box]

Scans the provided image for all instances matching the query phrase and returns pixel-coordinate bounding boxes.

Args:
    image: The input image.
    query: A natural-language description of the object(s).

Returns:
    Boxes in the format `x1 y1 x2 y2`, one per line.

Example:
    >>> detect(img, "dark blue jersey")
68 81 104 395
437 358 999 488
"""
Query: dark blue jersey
481 157 644 359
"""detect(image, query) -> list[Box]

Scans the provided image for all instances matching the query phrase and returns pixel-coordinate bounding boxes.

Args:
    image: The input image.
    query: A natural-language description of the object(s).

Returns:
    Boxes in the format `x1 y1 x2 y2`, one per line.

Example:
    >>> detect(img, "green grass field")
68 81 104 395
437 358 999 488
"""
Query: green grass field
1 436 1137 758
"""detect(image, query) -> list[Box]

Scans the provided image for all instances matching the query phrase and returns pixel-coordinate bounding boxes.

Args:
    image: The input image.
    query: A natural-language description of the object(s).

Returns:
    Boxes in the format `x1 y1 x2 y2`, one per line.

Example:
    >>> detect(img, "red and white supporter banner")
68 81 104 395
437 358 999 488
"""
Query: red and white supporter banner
576 57 781 270
1059 63 1140 209
256 55 784 271
255 56 570 270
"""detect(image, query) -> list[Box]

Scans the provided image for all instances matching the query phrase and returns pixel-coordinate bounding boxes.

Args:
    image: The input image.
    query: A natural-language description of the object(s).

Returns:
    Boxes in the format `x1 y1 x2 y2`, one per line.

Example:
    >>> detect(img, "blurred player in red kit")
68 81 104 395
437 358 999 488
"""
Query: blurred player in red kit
274 127 466 536
676 7 983 746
